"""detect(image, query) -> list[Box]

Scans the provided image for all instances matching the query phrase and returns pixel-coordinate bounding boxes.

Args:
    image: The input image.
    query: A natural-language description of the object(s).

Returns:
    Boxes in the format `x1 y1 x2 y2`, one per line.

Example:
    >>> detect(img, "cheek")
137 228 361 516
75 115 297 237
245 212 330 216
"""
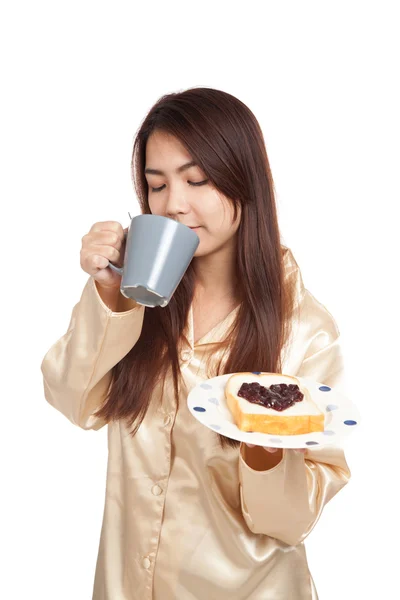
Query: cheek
148 196 164 216
198 192 220 222
205 193 236 231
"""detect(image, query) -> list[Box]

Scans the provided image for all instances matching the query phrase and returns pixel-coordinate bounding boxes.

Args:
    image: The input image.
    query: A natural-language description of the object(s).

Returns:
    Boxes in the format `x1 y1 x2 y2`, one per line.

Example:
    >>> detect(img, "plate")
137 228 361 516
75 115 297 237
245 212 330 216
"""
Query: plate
187 373 361 449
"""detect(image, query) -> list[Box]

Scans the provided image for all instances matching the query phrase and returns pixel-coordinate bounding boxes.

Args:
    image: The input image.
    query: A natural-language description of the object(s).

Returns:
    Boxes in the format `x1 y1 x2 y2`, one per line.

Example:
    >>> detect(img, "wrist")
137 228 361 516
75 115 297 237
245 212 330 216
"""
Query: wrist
241 444 284 471
94 280 138 312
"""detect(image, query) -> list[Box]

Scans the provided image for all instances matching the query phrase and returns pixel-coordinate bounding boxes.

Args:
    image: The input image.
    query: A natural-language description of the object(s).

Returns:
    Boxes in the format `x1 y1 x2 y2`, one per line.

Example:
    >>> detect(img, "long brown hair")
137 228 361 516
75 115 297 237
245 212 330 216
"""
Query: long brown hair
94 87 298 448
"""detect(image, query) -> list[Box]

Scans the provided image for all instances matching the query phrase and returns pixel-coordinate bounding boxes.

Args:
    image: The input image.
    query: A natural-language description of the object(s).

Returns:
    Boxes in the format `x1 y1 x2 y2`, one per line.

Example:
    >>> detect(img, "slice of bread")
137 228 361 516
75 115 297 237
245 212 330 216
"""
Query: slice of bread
225 372 324 435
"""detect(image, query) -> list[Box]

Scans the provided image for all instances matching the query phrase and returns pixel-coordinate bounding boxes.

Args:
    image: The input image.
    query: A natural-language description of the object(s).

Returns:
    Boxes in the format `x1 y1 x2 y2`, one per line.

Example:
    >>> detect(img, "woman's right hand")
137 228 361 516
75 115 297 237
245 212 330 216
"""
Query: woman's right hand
80 221 126 290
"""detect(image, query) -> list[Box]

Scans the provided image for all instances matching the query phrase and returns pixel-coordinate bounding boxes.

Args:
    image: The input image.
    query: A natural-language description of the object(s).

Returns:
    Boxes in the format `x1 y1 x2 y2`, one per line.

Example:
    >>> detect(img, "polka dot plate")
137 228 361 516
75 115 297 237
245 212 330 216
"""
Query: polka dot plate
187 373 361 448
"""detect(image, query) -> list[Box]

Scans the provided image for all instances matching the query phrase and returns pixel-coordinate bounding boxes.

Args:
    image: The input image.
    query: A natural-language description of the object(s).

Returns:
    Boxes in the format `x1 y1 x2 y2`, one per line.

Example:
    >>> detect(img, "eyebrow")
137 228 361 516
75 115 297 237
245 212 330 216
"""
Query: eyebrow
144 160 198 176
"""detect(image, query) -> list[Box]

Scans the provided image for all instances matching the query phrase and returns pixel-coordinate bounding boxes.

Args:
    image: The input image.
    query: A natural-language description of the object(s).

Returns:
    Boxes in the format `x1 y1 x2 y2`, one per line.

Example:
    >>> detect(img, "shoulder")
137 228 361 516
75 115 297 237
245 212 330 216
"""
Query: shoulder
281 245 340 338
281 245 306 306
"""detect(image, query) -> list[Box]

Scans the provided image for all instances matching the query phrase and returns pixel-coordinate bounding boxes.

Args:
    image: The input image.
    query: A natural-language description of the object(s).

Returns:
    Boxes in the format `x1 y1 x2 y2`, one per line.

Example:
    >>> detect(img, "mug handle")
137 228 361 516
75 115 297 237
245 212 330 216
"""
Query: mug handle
108 230 127 276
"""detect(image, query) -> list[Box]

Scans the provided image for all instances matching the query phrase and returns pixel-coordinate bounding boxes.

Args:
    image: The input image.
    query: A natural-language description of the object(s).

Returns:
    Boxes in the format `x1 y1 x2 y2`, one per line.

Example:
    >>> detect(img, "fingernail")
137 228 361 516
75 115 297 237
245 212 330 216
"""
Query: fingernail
246 443 255 448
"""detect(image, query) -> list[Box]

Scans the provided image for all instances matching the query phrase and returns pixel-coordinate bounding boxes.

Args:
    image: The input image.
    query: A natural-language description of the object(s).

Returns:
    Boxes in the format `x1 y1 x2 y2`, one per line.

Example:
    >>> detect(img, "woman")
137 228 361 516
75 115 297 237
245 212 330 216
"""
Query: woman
41 87 351 600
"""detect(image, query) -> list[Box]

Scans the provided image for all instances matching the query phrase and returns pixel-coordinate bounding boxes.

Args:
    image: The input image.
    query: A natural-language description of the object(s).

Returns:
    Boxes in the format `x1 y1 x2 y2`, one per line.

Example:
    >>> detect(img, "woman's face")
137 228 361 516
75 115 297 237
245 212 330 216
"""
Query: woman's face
145 131 241 258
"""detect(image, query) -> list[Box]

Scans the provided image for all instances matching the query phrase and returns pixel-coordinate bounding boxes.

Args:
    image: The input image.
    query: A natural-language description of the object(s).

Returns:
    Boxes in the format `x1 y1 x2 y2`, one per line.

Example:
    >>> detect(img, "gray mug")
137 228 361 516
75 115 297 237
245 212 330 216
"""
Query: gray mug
108 214 200 308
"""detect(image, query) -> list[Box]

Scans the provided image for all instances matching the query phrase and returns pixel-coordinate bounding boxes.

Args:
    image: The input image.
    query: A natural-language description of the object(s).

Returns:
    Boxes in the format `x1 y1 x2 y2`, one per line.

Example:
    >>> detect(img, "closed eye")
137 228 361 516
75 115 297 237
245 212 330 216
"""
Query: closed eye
151 179 209 193
189 179 209 187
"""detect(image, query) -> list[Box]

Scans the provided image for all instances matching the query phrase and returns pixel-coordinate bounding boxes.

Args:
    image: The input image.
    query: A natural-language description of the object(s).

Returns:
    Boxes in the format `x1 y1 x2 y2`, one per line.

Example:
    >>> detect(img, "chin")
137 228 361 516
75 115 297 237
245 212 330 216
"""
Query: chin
193 243 209 258
193 241 220 259
193 246 205 258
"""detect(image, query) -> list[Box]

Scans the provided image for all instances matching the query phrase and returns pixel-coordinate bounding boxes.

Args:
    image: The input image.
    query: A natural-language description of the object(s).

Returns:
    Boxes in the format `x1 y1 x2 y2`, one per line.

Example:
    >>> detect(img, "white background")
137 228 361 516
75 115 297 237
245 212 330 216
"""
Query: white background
1 1 398 598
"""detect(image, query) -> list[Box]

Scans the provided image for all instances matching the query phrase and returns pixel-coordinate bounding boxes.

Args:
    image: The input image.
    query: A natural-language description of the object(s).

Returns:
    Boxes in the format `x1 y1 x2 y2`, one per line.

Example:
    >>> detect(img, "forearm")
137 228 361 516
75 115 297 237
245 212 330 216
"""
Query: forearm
41 277 145 429
239 445 350 546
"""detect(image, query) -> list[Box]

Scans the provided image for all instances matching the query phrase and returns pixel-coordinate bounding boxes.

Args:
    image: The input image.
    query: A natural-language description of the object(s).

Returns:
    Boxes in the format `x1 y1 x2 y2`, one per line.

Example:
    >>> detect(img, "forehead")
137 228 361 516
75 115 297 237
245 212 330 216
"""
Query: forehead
145 131 192 165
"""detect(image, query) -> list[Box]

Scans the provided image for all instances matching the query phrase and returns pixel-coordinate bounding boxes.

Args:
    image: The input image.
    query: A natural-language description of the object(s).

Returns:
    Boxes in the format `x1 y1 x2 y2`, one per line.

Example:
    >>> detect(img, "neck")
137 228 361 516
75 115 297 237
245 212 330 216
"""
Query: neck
192 244 239 303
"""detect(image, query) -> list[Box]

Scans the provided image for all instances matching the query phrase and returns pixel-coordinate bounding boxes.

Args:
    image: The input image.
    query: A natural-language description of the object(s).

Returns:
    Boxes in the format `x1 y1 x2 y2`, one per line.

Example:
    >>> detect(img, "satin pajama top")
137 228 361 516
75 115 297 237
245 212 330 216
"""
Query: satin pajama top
40 246 351 600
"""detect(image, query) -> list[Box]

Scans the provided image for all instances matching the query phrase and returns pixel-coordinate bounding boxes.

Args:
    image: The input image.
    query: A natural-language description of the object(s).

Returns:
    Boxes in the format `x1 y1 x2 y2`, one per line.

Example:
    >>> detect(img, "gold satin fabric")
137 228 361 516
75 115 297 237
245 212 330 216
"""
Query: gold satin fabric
41 247 351 600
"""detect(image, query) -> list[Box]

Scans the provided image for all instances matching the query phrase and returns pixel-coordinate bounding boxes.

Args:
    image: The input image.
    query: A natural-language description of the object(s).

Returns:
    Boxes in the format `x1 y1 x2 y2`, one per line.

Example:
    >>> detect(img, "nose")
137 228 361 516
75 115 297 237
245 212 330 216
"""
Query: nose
165 185 190 219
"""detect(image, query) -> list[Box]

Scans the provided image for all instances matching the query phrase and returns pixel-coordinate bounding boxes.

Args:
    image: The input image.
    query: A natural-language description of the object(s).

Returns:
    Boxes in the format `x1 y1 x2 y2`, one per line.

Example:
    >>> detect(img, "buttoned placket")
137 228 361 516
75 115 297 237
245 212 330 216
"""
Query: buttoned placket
140 306 199 596
138 303 240 595
140 391 176 596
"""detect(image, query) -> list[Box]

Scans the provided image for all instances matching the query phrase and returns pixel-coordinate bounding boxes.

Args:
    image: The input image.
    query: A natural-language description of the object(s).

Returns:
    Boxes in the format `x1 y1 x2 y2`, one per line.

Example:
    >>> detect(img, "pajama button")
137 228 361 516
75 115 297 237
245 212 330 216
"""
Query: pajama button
163 414 171 427
142 557 151 569
181 350 191 362
152 484 163 496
